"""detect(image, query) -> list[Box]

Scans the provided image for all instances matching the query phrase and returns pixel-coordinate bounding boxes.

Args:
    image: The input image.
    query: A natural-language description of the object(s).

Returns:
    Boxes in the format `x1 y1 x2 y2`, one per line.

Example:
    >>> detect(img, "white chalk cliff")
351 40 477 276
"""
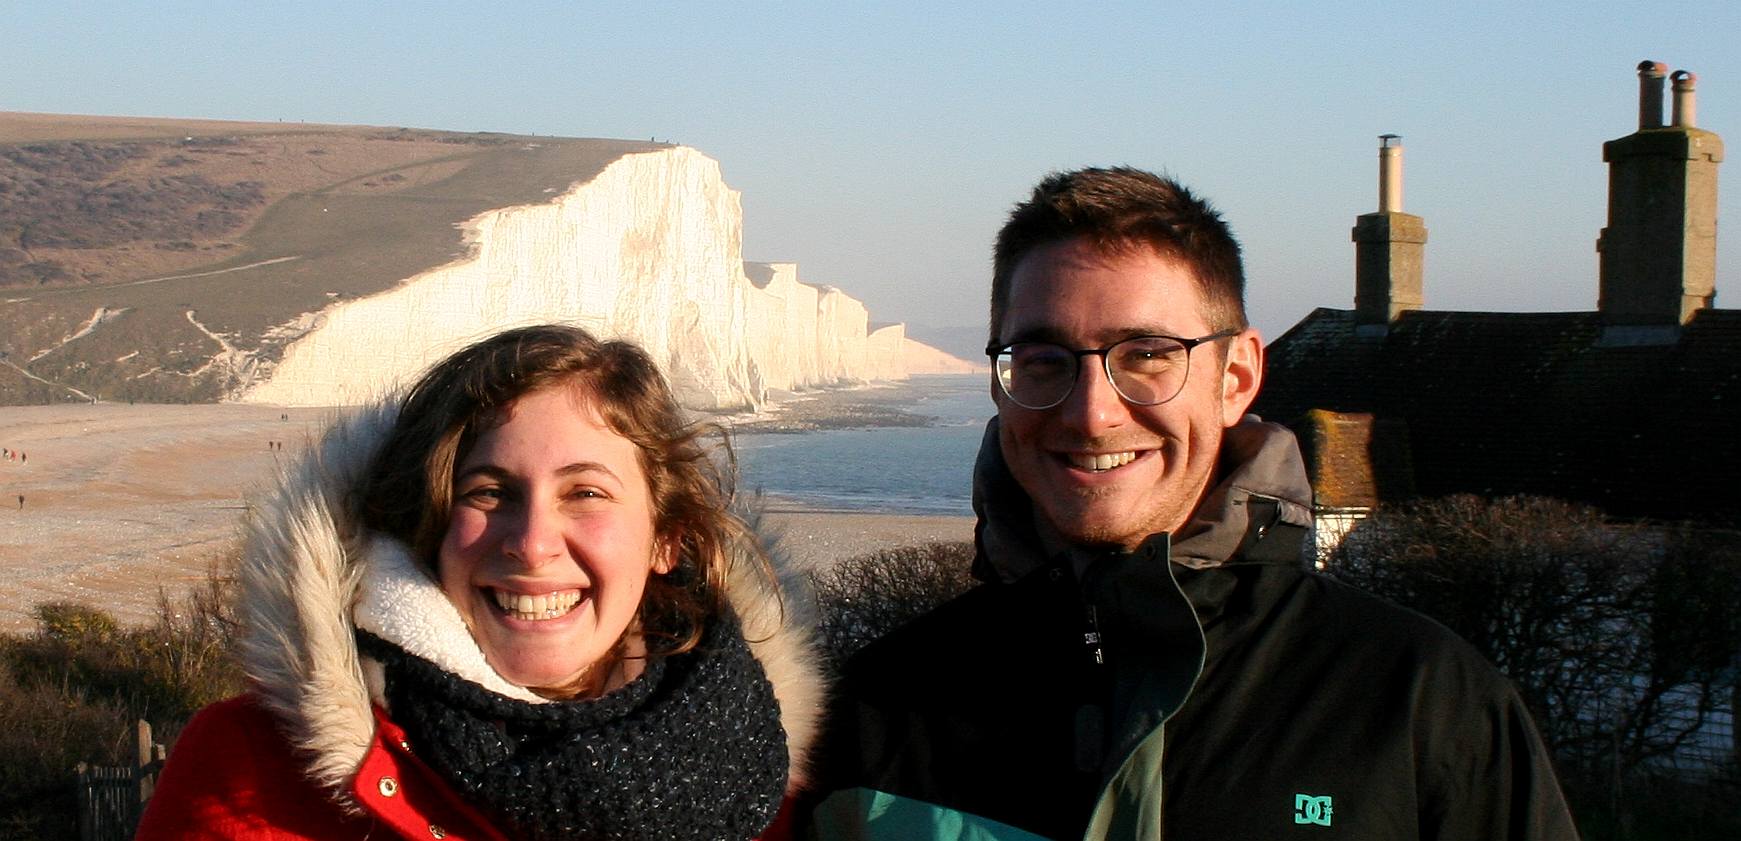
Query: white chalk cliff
238 147 973 409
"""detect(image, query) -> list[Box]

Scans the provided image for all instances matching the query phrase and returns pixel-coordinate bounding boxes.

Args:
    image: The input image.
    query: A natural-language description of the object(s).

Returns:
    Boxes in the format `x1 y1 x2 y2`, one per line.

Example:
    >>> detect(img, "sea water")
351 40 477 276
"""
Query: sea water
733 374 990 514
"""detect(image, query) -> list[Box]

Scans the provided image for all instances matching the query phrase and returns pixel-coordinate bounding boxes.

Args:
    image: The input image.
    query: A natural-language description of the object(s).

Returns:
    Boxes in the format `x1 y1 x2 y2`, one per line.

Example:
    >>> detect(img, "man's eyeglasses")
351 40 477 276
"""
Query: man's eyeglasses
986 330 1238 411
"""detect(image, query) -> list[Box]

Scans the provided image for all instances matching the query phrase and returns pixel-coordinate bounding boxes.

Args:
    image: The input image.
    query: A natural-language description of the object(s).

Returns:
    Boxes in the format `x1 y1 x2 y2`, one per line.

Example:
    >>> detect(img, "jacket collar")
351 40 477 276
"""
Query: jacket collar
970 415 1314 583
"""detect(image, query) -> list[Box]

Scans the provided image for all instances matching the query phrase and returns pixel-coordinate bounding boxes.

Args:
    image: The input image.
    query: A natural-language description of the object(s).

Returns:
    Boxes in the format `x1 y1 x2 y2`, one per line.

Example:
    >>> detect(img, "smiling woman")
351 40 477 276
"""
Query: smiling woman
135 325 822 841
437 387 674 696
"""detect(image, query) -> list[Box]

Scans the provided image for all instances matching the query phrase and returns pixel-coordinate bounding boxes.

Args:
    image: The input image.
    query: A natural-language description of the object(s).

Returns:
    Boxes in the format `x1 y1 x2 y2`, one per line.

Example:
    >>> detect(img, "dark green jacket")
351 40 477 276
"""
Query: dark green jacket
812 418 1578 840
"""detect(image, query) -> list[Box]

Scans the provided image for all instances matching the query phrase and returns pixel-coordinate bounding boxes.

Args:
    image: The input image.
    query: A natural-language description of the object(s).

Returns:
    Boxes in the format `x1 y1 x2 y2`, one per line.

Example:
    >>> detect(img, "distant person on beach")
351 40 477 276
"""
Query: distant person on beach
15 495 20 510
140 325 822 840
811 168 1577 840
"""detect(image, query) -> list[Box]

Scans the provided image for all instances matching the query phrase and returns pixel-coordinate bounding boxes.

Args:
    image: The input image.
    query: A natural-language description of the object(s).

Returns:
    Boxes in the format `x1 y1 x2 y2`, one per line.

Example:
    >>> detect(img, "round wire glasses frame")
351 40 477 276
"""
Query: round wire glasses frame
986 330 1238 411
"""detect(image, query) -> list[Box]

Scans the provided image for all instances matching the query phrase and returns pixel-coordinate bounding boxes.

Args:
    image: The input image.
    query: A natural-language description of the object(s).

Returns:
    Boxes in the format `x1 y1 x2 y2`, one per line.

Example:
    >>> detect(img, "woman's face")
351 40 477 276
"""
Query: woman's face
438 386 672 690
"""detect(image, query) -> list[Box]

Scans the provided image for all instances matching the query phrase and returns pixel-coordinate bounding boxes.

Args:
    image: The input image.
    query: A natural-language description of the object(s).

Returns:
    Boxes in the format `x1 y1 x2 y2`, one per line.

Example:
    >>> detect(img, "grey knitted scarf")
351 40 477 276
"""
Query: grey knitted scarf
357 614 787 841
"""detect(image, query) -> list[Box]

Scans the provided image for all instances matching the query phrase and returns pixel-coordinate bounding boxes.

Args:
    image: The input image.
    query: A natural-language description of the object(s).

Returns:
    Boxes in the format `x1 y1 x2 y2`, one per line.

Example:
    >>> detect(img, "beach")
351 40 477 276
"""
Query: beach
0 401 974 632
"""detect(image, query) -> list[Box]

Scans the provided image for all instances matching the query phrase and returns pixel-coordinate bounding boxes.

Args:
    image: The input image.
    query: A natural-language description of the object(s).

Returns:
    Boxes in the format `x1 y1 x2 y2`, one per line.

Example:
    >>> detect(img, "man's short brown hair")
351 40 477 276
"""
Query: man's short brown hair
991 167 1247 343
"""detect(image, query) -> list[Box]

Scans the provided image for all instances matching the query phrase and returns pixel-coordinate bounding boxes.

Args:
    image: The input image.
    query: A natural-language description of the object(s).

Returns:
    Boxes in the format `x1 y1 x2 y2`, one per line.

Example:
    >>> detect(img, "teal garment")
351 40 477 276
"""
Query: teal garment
811 789 1052 841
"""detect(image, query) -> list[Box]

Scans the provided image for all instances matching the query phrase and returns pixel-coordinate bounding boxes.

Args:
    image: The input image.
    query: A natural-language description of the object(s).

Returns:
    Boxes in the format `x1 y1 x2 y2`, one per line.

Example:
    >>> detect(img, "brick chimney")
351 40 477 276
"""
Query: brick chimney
1597 61 1724 326
1353 135 1427 327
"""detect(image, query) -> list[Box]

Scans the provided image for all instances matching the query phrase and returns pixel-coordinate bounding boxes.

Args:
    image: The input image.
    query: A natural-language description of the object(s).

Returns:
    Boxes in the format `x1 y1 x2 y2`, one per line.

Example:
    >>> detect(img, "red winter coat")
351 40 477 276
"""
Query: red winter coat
136 403 819 840
138 695 509 840
139 696 799 840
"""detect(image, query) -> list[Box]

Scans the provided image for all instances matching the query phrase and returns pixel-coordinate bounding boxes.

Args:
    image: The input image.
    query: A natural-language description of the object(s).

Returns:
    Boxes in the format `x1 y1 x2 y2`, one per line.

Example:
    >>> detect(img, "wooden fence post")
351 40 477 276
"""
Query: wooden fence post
135 720 154 809
73 719 167 841
75 762 94 841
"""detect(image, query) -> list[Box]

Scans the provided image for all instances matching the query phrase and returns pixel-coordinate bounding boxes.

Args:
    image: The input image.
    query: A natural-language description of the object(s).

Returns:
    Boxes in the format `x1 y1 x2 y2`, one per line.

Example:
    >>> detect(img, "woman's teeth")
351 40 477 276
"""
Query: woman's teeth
491 589 582 621
1069 452 1137 472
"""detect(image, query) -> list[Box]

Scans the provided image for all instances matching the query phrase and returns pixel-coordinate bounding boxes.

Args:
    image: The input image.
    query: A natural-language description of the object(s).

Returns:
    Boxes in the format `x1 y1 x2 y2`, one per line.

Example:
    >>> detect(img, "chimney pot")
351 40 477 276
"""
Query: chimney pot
1600 61 1722 327
1354 135 1426 327
1638 60 1668 129
1671 69 1698 127
1378 135 1403 213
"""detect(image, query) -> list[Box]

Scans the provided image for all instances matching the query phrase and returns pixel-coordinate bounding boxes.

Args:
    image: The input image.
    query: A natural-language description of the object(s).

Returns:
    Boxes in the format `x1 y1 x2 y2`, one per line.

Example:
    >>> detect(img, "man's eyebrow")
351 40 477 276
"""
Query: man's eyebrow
997 326 1067 346
998 326 1178 347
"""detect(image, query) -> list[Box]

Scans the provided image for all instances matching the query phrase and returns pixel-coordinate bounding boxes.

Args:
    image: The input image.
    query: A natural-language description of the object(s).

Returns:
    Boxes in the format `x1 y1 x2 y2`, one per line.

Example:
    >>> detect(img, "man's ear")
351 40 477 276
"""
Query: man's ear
1219 328 1264 427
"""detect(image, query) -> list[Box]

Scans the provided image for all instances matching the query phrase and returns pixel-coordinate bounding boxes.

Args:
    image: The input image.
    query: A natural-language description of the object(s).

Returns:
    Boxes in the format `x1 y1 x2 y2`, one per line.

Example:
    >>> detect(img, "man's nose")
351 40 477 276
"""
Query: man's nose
1056 355 1129 434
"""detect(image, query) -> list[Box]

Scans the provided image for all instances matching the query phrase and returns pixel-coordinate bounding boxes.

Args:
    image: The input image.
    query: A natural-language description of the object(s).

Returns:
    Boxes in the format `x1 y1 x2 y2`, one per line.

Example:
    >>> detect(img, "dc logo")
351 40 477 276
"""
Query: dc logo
1294 794 1333 827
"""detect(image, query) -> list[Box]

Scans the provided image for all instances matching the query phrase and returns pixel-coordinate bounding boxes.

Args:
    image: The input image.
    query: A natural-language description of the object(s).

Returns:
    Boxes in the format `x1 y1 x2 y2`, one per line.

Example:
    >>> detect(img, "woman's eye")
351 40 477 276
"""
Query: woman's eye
460 486 505 505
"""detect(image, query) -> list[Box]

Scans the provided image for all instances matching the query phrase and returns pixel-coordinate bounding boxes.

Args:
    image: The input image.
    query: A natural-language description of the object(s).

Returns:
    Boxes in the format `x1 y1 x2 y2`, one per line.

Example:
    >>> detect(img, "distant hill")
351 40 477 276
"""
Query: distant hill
0 112 664 403
0 112 977 408
904 323 987 366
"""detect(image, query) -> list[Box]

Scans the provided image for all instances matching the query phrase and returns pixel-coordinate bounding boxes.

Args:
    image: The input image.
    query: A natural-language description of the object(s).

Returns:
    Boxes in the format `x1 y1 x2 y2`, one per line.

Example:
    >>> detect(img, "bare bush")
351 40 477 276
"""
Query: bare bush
0 671 133 840
0 569 243 838
808 541 978 666
1328 494 1741 837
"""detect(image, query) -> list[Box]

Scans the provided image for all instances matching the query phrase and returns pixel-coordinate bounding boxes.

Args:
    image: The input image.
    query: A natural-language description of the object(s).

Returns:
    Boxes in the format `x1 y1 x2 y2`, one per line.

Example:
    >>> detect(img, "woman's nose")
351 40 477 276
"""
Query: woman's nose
502 503 562 567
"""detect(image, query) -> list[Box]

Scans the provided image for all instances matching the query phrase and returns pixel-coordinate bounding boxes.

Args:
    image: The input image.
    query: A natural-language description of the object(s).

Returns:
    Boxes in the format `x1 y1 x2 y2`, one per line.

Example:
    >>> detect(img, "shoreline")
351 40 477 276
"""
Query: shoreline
0 394 977 632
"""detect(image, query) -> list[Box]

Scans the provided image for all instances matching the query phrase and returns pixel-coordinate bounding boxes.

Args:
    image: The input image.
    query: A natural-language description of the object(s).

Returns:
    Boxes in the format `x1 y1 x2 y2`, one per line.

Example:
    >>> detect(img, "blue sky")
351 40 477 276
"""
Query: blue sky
6 2 1739 341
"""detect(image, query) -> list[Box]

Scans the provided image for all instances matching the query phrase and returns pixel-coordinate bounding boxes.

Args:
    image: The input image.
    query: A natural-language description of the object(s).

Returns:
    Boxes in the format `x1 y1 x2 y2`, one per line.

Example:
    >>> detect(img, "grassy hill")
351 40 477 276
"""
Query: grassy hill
0 112 664 404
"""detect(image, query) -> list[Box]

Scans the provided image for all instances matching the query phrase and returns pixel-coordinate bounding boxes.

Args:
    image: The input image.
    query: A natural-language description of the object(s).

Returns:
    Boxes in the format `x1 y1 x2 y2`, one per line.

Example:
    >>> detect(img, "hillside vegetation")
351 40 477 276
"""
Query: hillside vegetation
0 112 663 404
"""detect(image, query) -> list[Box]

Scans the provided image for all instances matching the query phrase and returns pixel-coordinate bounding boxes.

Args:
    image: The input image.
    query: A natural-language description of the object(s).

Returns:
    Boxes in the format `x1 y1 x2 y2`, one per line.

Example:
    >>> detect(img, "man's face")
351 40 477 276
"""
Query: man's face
994 236 1263 550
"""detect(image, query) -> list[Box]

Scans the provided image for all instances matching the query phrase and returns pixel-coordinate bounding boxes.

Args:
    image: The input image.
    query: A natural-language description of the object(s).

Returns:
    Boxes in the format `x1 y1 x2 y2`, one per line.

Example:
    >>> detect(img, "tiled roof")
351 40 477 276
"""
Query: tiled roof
1253 307 1741 526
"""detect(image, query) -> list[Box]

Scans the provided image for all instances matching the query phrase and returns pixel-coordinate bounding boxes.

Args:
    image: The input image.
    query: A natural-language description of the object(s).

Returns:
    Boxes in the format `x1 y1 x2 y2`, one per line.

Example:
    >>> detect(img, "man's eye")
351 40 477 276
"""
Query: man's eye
1012 348 1071 374
1116 342 1183 370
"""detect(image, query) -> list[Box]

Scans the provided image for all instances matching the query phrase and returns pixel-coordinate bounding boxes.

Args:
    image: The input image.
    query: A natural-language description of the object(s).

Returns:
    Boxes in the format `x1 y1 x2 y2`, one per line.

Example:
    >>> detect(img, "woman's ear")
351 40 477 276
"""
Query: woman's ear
651 536 679 575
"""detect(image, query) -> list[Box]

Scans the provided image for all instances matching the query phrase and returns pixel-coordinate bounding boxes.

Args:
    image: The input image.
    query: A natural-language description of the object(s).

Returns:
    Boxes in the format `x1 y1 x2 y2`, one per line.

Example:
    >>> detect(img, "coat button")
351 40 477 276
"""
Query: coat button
428 825 447 838
377 776 398 797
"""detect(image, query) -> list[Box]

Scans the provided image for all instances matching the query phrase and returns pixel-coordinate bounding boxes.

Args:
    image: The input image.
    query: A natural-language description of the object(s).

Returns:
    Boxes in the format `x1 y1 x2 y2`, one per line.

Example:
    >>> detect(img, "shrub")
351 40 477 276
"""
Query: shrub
0 570 243 839
1328 495 1741 839
0 670 134 839
4 577 241 727
808 541 978 666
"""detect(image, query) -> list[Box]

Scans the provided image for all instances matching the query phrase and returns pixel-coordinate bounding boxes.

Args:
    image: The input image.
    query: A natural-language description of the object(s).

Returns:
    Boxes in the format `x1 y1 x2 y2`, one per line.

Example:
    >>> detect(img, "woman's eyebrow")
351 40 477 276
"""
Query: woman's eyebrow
454 463 509 481
554 462 619 482
454 461 621 482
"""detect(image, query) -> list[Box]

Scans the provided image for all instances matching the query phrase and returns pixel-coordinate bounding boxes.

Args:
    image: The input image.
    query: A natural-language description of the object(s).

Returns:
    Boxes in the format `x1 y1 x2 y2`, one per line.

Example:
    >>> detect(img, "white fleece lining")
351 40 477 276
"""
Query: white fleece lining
352 535 546 704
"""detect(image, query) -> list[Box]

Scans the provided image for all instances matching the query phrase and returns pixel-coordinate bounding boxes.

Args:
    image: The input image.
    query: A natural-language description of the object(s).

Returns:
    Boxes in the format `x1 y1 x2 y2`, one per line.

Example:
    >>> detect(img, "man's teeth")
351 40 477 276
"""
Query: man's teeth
1069 452 1137 472
491 589 582 620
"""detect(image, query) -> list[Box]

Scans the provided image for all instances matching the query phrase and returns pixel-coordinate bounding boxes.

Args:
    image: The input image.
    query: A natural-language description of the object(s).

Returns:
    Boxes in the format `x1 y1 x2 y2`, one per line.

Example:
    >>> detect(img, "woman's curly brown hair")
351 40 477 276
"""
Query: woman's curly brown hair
357 324 760 682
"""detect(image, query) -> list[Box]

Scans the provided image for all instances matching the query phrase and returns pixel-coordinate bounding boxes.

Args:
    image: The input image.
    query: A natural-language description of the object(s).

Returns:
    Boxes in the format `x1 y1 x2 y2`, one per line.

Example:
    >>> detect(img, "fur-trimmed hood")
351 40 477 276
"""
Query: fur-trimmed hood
236 401 824 807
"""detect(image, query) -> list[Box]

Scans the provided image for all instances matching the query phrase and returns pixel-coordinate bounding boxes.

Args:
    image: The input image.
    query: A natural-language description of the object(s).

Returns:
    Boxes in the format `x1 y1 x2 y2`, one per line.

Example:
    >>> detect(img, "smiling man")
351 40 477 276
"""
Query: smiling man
812 168 1579 840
